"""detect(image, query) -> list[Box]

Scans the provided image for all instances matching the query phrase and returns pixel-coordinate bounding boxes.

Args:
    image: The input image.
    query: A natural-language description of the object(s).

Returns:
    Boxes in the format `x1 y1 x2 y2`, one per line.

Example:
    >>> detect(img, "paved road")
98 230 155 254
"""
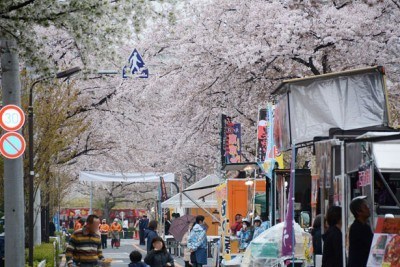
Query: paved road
102 238 187 267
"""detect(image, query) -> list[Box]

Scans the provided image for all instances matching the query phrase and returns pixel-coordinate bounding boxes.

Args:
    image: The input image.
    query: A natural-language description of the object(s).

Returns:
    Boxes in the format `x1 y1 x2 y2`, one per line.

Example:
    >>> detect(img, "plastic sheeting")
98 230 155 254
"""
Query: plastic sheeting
79 171 175 183
274 68 388 150
241 222 312 267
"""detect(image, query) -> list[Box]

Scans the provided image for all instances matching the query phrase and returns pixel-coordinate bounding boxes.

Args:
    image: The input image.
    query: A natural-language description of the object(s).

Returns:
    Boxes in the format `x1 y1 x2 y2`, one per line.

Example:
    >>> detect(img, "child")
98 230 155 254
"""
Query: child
144 236 174 267
128 250 147 267
237 218 253 251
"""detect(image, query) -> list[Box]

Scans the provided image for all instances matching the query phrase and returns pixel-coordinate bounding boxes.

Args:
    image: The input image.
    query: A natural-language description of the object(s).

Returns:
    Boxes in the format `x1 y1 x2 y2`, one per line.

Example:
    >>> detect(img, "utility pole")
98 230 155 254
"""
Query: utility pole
1 39 25 266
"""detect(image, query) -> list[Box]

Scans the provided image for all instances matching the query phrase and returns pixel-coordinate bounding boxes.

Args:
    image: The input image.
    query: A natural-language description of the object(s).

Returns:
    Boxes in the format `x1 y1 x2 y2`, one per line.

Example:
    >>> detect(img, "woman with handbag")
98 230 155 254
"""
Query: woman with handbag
188 216 207 267
181 223 193 267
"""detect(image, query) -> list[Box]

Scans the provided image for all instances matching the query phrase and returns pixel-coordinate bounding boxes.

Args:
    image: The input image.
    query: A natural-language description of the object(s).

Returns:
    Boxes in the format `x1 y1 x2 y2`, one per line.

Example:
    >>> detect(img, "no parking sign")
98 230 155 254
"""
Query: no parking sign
0 132 26 159
0 105 26 159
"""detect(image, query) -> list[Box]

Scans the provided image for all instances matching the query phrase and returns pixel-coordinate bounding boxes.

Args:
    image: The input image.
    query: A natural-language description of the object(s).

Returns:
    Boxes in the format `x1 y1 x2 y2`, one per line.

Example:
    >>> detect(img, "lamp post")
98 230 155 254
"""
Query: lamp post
28 67 81 267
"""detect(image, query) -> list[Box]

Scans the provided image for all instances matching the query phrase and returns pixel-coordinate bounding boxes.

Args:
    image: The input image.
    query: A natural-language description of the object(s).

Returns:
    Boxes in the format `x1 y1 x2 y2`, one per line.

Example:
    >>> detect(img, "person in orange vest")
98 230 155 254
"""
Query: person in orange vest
110 218 122 249
99 219 110 249
74 216 83 231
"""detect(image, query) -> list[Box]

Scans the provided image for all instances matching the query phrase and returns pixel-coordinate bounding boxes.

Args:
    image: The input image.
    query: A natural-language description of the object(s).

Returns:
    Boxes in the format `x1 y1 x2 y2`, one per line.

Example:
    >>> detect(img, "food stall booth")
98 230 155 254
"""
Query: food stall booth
161 174 221 260
271 66 400 267
216 163 268 266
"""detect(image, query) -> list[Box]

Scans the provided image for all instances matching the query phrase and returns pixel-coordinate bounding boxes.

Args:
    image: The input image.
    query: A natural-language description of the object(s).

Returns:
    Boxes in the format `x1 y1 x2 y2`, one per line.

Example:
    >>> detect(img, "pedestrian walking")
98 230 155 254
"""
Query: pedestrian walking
311 214 323 262
181 223 193 267
123 219 129 239
129 250 147 267
322 206 343 267
111 218 122 249
144 236 174 267
188 215 207 267
348 196 373 267
99 219 110 249
164 213 171 235
145 220 159 252
74 216 83 231
49 220 56 237
66 214 104 267
139 215 149 246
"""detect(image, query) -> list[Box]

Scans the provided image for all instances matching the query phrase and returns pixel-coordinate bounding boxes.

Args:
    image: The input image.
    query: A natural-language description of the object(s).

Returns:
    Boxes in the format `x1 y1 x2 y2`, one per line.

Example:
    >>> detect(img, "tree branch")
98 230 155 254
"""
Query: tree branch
392 0 400 9
0 0 35 15
313 42 334 53
291 56 320 75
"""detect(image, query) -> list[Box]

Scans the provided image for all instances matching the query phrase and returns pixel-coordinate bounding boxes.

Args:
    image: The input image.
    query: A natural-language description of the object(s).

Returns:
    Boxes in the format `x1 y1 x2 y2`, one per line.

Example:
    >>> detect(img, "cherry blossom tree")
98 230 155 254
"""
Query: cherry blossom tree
72 0 400 180
2 0 397 209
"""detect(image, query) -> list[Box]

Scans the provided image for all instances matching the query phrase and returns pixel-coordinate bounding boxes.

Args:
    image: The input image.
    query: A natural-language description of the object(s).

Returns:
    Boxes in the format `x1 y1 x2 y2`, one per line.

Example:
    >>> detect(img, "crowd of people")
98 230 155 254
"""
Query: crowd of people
62 195 380 267
65 213 212 267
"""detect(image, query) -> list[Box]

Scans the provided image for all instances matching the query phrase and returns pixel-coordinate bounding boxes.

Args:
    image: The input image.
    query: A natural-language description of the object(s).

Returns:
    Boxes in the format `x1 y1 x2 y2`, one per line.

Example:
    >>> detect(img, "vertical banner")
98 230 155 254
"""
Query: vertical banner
216 183 230 255
160 176 168 202
266 104 274 160
256 108 267 162
258 104 284 178
220 114 228 166
311 174 319 220
221 114 242 164
264 104 276 178
282 144 296 257
53 212 60 232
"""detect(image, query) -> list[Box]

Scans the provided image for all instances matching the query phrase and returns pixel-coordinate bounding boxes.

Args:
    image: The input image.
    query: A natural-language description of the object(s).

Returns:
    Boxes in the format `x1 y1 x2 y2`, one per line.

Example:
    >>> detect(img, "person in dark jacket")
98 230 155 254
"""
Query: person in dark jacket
164 213 171 235
145 220 159 252
348 196 373 267
144 236 174 267
311 214 323 260
322 206 343 267
128 250 147 267
49 221 56 237
138 215 149 246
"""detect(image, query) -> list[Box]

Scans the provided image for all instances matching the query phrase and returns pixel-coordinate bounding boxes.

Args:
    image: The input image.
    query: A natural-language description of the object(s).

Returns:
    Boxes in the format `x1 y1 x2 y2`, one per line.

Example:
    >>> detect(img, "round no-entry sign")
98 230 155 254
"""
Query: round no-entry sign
0 104 25 131
0 132 26 159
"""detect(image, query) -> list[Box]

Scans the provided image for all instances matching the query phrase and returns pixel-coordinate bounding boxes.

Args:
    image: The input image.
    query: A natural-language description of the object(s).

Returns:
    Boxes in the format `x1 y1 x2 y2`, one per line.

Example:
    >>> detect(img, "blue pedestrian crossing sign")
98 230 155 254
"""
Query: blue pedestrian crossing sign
122 49 149 79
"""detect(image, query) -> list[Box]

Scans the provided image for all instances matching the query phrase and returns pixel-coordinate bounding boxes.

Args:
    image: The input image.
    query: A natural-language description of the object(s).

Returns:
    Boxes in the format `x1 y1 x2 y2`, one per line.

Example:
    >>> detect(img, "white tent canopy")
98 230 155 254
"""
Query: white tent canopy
79 171 175 183
161 174 220 209
357 132 400 173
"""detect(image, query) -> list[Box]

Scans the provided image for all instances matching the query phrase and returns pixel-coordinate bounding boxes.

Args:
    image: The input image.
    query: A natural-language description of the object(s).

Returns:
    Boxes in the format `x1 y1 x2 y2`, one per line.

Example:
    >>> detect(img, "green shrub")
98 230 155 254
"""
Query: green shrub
25 241 58 267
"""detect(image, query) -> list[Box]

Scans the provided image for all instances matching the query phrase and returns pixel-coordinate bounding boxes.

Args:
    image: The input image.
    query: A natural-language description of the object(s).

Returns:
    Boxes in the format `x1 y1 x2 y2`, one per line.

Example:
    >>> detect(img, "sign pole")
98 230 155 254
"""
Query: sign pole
0 39 25 267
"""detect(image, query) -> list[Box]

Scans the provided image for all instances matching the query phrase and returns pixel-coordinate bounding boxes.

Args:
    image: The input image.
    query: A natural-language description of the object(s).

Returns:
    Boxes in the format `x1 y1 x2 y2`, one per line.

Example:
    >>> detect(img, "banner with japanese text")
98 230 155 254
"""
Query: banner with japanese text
221 114 242 164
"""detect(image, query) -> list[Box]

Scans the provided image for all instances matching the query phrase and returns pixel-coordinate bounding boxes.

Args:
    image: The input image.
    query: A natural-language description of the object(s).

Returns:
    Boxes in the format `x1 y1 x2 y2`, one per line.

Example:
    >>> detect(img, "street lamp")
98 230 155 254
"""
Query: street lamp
28 66 81 267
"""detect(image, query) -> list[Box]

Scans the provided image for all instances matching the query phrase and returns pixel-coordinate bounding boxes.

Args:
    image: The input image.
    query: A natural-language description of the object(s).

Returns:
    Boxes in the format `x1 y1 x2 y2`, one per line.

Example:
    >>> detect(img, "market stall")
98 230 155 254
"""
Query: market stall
271 66 400 266
161 174 221 262
161 174 221 236
241 222 312 267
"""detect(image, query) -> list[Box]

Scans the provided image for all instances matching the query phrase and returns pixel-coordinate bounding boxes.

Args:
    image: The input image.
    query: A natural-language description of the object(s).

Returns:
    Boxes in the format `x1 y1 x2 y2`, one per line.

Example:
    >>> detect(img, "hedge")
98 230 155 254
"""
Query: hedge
25 239 59 267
